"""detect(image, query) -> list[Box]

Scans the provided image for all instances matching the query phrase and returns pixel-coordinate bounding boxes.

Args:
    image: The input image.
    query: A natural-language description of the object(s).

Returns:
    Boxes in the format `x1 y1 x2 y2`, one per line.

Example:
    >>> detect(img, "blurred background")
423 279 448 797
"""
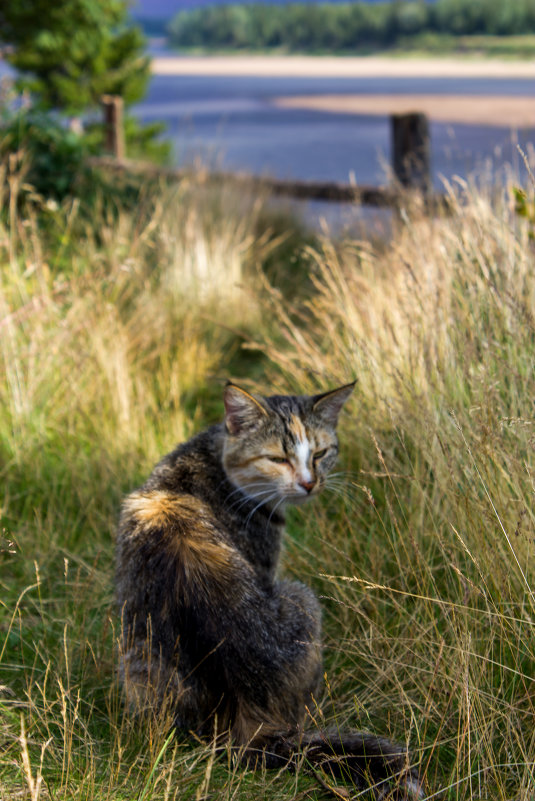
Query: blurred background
1 0 534 229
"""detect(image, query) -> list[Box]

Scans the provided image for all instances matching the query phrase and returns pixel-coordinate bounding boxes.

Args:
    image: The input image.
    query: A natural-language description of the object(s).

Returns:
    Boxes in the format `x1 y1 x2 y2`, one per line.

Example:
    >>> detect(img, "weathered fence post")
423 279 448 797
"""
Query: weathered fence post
101 95 125 160
88 107 446 212
391 112 431 194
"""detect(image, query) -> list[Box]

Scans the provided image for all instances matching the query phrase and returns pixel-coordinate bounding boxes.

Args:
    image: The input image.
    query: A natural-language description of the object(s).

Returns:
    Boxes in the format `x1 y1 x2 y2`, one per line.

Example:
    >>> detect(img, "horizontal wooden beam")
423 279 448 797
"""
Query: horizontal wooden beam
87 155 447 211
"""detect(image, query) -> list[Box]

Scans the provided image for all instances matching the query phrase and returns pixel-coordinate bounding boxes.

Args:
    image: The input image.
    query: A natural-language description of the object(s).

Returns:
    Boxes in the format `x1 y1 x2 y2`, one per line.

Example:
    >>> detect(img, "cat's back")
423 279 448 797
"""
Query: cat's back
115 423 236 596
115 422 279 608
142 423 226 496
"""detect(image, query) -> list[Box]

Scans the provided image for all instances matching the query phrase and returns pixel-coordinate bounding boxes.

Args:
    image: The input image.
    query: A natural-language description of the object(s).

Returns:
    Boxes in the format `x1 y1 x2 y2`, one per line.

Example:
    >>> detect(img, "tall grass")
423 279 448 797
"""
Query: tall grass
259 175 535 798
1 161 534 800
0 170 299 800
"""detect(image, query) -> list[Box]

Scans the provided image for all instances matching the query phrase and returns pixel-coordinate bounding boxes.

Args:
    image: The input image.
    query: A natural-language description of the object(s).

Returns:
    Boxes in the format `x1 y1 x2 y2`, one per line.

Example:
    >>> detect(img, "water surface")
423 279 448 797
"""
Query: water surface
136 73 534 187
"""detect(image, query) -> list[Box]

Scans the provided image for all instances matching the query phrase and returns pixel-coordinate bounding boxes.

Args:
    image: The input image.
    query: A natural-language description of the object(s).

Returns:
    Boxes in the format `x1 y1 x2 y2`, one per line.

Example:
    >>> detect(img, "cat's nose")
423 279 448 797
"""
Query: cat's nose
299 479 316 494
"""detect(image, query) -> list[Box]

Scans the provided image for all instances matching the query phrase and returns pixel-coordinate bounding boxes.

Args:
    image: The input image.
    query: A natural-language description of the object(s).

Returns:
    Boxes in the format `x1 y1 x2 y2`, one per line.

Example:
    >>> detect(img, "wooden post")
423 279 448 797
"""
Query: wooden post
391 112 431 194
101 95 125 159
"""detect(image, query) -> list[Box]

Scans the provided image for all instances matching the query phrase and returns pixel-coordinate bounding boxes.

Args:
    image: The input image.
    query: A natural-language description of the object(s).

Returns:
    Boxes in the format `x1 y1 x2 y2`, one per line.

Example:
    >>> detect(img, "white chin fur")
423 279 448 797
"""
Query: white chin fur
286 489 315 505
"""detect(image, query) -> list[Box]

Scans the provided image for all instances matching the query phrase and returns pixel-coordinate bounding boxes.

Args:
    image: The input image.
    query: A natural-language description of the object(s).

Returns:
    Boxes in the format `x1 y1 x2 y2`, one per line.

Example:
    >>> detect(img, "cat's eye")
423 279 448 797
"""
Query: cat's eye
313 449 328 460
268 455 290 464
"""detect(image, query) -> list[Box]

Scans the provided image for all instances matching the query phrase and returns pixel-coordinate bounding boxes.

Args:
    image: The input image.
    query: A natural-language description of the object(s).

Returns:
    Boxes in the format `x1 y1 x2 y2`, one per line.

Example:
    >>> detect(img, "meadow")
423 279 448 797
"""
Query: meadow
0 156 534 800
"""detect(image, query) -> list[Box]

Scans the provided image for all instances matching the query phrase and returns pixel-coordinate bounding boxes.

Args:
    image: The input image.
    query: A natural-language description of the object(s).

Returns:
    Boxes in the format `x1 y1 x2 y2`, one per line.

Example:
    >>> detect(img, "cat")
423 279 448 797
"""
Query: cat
115 381 424 799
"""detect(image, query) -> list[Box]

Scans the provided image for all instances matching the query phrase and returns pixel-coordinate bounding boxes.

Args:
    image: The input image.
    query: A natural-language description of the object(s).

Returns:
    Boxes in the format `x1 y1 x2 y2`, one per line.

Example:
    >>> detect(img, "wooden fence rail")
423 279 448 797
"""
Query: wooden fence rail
87 154 407 207
94 97 444 210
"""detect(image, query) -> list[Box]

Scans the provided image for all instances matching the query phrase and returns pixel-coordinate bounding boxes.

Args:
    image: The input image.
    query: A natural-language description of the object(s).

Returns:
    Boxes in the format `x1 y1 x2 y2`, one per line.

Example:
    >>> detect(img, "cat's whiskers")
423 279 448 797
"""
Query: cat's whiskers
266 495 286 528
241 488 280 514
244 490 282 529
222 481 263 501
223 483 277 515
325 470 358 486
324 472 357 493
327 470 360 482
325 476 352 489
223 481 272 504
325 476 353 491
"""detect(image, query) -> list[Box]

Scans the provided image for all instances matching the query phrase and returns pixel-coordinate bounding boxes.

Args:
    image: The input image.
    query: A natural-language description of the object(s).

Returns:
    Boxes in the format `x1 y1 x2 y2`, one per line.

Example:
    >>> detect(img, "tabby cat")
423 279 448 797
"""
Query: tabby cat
115 382 424 799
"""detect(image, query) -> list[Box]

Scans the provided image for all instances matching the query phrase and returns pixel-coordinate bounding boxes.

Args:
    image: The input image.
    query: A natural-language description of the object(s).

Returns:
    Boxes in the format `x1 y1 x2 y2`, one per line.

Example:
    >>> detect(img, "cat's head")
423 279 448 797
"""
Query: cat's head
221 381 355 507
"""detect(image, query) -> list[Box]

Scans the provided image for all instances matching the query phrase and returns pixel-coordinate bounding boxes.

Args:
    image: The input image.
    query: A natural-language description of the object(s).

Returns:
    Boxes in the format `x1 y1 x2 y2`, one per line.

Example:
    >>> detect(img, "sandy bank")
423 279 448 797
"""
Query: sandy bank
273 94 535 128
151 54 535 79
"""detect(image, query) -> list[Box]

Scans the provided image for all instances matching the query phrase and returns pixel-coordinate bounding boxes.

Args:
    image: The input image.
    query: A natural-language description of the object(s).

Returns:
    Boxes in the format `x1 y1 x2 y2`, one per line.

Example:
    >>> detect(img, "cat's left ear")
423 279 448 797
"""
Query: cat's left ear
223 382 268 435
311 380 356 427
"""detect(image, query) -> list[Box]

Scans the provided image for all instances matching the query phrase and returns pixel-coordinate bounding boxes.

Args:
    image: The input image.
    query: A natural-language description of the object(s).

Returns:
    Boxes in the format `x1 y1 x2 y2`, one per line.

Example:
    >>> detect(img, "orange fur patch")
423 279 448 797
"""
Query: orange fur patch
123 490 249 594
123 490 203 530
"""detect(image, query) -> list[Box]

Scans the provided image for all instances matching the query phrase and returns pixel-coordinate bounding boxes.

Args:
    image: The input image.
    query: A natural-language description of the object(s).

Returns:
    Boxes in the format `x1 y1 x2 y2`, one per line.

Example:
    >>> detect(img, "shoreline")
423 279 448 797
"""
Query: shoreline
150 54 535 129
273 94 535 128
151 54 535 79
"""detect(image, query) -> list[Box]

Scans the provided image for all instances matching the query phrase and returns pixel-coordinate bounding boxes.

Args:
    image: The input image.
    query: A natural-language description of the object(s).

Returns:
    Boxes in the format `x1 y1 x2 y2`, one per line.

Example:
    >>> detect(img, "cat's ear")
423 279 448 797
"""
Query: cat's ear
311 381 356 427
223 383 268 435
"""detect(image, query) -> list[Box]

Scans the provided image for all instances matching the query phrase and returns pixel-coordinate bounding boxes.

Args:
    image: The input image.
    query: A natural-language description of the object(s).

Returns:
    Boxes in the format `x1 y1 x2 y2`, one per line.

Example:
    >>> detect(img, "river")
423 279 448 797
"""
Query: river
134 69 534 228
136 73 533 183
2 50 532 228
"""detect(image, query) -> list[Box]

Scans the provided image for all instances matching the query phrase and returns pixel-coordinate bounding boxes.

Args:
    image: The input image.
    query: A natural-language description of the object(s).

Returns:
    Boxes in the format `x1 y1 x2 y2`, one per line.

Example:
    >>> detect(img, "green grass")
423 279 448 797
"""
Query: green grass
1 163 534 800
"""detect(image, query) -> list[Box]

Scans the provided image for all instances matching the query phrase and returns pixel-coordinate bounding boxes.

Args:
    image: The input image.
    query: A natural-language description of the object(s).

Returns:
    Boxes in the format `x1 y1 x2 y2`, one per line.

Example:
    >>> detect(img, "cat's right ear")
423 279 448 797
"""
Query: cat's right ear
223 383 268 436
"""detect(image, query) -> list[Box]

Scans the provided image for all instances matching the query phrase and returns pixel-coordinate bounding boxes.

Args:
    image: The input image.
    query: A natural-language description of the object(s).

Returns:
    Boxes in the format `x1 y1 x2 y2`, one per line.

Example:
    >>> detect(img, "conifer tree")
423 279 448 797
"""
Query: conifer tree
0 0 150 114
0 0 168 162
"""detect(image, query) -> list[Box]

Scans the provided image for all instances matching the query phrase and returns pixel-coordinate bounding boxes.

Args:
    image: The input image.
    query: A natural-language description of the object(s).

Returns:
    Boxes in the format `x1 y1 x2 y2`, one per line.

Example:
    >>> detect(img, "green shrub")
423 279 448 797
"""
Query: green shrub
0 108 88 200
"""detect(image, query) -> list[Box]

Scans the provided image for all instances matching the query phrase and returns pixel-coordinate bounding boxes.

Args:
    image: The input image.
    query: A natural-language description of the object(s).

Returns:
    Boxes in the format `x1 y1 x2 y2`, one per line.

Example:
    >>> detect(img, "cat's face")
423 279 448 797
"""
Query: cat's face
222 382 354 509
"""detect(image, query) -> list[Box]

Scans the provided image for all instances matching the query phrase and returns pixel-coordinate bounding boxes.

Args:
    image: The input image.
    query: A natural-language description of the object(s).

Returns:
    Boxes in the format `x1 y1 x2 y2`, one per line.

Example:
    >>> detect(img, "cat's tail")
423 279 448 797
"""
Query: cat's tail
245 729 425 800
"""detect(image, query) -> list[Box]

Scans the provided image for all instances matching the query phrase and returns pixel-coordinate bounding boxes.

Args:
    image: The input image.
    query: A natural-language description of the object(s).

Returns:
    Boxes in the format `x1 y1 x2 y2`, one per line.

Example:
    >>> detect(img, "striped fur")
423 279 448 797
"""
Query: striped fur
115 382 424 799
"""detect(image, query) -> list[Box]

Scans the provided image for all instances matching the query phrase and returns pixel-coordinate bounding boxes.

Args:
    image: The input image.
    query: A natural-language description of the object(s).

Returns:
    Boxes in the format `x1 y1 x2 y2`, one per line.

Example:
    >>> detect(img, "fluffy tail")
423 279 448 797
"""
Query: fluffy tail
245 729 424 800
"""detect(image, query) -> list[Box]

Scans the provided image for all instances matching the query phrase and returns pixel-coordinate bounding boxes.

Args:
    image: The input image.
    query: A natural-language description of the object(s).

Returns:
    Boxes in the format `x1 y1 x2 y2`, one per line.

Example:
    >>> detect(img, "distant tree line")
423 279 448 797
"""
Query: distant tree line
167 0 535 51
